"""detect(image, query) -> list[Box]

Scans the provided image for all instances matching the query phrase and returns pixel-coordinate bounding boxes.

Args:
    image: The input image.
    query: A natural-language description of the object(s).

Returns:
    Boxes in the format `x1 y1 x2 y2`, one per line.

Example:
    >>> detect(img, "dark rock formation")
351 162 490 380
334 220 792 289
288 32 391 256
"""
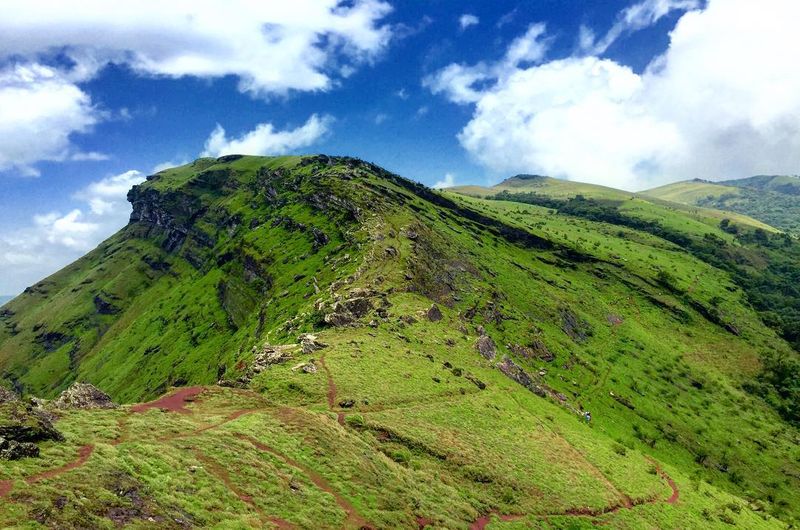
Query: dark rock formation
475 335 497 360
53 382 117 409
0 437 39 460
497 357 546 398
426 304 443 322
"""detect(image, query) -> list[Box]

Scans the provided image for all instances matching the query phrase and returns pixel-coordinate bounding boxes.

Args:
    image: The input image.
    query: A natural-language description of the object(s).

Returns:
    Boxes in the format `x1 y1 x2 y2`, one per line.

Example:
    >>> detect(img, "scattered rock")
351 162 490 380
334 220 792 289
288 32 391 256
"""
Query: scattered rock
0 387 18 403
53 382 117 410
465 374 486 390
497 357 546 398
607 314 624 326
508 340 554 362
292 360 318 374
475 335 496 360
251 345 294 374
93 294 119 315
0 436 39 460
338 399 355 408
426 304 443 322
561 309 593 343
0 398 63 445
298 334 326 354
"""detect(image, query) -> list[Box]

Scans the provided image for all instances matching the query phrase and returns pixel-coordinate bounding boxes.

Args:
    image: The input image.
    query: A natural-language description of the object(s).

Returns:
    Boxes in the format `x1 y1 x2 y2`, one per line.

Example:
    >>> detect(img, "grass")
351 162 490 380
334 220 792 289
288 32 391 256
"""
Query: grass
1 155 799 527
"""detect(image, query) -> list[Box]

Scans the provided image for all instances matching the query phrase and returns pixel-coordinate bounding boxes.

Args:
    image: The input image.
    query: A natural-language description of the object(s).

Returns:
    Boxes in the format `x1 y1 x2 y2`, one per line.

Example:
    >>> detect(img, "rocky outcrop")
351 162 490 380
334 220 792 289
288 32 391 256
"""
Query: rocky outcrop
323 288 377 326
508 340 554 362
475 335 497 360
561 308 592 343
0 390 63 457
496 357 546 398
299 334 326 354
426 304 443 322
53 382 117 410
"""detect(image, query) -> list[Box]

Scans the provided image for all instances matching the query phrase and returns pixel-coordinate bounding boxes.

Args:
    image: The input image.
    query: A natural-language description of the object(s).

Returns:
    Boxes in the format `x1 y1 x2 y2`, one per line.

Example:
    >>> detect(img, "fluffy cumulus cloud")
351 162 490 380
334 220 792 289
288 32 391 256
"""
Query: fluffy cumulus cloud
0 0 392 174
0 170 145 293
428 0 800 190
0 64 102 176
201 114 333 158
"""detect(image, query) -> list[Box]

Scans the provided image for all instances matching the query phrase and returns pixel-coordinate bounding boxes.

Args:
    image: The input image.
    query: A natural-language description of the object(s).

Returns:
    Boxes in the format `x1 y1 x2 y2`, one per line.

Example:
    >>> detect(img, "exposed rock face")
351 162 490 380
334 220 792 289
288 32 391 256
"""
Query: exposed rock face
561 308 592 343
0 387 17 403
53 382 117 410
475 335 497 360
292 360 318 374
299 334 326 354
0 392 63 449
426 304 443 322
508 340 554 362
497 357 546 398
0 437 39 460
324 290 375 326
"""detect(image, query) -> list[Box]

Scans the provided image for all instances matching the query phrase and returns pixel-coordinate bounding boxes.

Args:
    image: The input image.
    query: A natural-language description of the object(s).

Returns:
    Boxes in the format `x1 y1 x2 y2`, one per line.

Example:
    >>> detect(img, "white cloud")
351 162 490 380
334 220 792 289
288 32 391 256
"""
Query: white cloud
459 14 480 31
374 113 389 125
423 23 550 104
428 0 800 190
0 0 393 97
0 63 101 175
152 159 189 173
0 1 393 174
0 169 146 293
580 0 700 55
433 173 457 189
201 114 333 158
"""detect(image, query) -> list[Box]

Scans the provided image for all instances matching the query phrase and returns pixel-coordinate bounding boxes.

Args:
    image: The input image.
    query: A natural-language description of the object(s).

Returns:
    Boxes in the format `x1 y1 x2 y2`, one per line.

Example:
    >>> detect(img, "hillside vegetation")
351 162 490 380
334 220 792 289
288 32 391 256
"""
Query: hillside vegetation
645 175 800 235
1 156 799 528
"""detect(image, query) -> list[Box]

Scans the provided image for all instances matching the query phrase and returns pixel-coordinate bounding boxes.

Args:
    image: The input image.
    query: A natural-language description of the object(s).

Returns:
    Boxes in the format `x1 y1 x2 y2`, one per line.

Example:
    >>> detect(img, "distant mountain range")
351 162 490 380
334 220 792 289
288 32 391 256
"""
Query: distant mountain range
644 175 800 234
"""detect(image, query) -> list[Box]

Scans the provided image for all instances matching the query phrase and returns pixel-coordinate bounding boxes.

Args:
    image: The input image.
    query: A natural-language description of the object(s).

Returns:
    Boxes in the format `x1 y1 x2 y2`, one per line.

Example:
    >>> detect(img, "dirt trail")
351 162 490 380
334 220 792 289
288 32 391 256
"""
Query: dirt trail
469 457 681 528
26 444 94 484
194 449 294 529
130 386 205 414
1 444 96 499
0 480 12 498
318 355 345 426
236 433 372 529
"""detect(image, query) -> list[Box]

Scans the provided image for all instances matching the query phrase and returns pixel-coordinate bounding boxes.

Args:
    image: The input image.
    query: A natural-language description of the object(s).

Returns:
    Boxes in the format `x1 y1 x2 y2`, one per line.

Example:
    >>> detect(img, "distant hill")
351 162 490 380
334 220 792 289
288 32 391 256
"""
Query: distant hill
448 174 776 233
645 175 800 234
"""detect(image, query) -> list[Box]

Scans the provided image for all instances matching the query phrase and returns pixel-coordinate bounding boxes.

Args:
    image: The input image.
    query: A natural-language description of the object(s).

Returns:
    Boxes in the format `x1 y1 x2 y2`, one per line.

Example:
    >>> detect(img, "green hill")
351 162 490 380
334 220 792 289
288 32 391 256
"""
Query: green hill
645 176 800 234
1 155 799 528
0 297 12 307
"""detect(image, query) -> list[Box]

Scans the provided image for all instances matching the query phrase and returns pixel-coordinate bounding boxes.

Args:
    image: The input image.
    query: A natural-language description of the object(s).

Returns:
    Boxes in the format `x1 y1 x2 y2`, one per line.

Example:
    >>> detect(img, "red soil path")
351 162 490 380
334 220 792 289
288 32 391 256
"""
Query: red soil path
194 449 294 529
130 386 205 414
236 433 372 529
468 457 681 529
26 444 94 484
0 480 12 498
318 355 346 426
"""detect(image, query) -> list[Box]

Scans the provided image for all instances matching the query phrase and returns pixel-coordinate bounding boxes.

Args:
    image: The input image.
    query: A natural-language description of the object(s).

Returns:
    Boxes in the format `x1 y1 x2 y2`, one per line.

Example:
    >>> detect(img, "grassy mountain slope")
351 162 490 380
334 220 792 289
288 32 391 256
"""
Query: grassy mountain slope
0 296 12 307
645 176 800 234
1 156 799 527
451 175 777 233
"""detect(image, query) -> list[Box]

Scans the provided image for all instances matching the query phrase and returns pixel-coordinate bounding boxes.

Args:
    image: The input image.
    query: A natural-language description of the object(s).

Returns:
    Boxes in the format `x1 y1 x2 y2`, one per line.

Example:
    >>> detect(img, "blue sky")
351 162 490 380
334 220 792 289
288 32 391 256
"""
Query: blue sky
1 0 799 294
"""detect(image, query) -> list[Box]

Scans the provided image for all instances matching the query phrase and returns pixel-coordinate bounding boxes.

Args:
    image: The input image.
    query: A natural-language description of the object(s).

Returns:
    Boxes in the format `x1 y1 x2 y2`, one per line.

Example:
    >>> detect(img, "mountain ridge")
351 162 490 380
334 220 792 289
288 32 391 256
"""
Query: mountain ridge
1 155 799 527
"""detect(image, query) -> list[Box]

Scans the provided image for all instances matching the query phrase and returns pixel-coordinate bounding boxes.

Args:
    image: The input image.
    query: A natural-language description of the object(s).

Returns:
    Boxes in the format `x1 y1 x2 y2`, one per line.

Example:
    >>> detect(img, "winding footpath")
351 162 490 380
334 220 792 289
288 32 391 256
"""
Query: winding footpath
1 380 680 529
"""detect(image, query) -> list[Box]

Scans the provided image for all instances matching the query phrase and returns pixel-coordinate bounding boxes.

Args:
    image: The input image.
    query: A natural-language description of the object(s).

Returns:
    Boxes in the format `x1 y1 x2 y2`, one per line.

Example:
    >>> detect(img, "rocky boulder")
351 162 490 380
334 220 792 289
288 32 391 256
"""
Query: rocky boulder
299 333 326 354
475 335 497 360
0 386 18 403
0 436 39 460
497 357 546 398
426 304 443 322
0 397 63 447
53 382 117 410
